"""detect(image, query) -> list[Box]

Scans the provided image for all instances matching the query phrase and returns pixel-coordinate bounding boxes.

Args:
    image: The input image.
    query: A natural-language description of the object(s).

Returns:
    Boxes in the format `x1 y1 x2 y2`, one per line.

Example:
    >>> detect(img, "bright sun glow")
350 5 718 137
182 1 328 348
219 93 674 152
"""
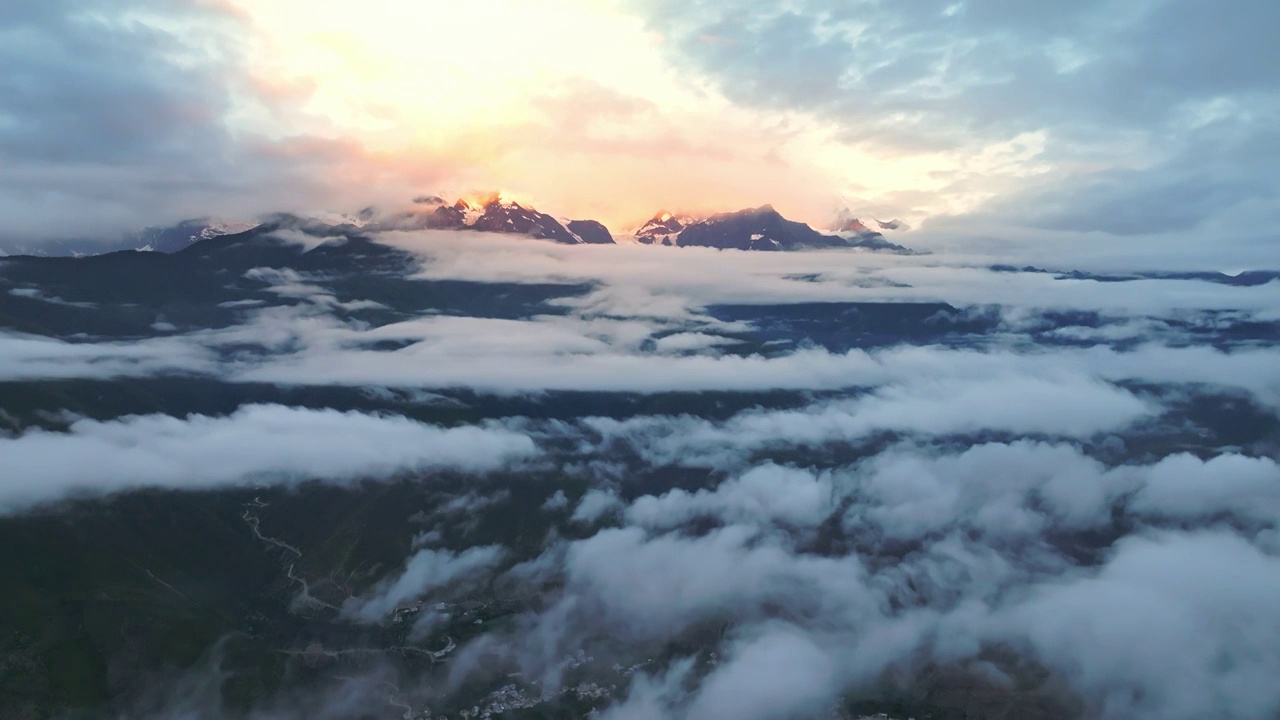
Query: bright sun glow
233 0 676 140
225 0 1022 227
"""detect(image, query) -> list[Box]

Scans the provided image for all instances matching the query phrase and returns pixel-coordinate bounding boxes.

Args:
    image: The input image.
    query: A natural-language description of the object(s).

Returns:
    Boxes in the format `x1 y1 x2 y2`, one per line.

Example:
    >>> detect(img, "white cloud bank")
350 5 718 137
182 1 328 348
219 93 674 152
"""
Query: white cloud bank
0 405 538 515
342 545 506 623
469 435 1280 720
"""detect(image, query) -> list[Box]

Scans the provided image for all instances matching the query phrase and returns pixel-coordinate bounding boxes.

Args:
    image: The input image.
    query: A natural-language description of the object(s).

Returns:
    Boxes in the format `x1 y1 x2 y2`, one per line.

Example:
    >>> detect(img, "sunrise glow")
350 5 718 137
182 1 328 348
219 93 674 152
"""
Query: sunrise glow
210 0 1012 229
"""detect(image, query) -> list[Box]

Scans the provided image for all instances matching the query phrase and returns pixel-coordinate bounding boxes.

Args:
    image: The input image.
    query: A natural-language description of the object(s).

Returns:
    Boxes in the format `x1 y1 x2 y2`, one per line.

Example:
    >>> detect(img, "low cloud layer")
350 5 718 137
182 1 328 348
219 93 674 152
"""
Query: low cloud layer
343 545 506 623
477 436 1280 720
585 373 1156 471
0 331 217 381
385 230 1280 296
0 405 537 515
5 307 1278 407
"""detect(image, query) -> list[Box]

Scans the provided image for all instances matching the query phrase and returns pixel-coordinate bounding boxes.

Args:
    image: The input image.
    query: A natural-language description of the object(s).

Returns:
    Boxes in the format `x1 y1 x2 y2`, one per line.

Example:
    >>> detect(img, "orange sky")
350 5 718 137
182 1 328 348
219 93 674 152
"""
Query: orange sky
221 0 1045 230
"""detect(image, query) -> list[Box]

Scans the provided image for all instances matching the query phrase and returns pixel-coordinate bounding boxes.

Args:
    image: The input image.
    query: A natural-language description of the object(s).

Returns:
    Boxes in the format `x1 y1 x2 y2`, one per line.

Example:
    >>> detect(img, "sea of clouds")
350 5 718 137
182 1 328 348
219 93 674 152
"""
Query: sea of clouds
2 229 1278 719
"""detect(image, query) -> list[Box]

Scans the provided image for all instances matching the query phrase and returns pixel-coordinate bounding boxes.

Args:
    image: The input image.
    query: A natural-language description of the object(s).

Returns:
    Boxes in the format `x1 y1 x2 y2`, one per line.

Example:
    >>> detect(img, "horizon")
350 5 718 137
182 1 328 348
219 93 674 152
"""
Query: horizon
3 0 1278 254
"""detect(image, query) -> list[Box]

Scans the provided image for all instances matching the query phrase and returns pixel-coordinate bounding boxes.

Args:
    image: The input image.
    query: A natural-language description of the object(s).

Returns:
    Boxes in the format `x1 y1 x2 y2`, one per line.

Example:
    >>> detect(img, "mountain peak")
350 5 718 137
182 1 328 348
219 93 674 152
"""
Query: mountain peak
635 210 698 246
413 194 614 245
677 206 842 251
676 206 916 253
833 208 910 235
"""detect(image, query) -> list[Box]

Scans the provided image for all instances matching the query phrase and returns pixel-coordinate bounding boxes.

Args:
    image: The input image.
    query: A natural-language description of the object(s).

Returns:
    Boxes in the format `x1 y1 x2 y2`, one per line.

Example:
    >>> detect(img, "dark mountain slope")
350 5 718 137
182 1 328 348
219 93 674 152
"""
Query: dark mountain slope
675 206 914 253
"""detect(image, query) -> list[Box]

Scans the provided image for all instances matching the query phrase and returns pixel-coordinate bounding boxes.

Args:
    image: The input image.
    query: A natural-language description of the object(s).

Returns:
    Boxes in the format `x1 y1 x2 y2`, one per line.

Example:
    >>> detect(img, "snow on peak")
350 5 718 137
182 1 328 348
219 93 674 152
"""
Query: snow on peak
832 208 910 234
634 210 703 244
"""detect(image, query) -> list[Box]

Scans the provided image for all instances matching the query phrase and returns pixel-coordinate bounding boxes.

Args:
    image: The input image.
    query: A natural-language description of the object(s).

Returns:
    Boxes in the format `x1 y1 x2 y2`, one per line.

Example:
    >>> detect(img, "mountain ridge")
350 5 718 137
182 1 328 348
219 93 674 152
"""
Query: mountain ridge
3 199 921 257
416 196 615 245
672 205 916 254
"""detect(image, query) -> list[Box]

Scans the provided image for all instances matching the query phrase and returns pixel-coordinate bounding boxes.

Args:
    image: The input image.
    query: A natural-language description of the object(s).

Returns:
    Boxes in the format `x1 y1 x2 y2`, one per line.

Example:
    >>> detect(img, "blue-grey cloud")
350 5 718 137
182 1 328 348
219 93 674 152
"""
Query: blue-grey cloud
0 0 374 245
632 0 1280 236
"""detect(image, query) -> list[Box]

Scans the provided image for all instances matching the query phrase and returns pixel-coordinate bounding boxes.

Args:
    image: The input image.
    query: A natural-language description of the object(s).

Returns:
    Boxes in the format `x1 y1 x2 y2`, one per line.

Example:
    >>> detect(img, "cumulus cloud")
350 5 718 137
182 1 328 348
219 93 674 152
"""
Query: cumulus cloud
559 525 877 641
599 660 696 720
571 489 624 525
342 545 506 623
626 464 835 530
608 440 1279 547
0 404 538 514
456 427 1280 720
14 356 1270 719
844 442 1129 542
684 625 837 720
1129 453 1280 525
997 531 1280 720
541 489 570 512
585 374 1154 469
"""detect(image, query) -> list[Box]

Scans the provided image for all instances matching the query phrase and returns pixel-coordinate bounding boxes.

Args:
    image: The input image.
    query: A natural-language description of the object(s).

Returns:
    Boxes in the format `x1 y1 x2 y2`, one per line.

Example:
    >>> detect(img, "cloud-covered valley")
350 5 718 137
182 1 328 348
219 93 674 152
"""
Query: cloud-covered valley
1 227 1277 720
3 231 1278 401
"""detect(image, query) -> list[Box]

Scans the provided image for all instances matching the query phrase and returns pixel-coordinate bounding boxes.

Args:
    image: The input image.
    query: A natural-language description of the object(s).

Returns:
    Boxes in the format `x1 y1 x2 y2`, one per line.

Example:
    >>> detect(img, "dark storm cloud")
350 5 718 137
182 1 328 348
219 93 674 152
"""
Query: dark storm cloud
633 0 1280 235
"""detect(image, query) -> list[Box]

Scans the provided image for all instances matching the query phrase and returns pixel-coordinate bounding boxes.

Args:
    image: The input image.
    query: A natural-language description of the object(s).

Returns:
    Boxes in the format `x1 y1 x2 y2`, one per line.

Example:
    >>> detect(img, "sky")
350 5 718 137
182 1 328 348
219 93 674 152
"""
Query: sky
2 0 1278 245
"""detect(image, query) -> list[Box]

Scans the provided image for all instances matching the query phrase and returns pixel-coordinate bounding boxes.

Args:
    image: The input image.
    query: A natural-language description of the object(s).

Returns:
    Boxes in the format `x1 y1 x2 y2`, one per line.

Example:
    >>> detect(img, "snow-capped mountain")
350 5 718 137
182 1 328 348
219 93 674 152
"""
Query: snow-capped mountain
565 220 614 245
825 208 916 253
833 208 910 235
838 217 875 234
675 205 845 251
660 205 915 253
0 219 260 258
130 219 261 253
2 200 920 258
418 196 615 245
633 211 700 246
